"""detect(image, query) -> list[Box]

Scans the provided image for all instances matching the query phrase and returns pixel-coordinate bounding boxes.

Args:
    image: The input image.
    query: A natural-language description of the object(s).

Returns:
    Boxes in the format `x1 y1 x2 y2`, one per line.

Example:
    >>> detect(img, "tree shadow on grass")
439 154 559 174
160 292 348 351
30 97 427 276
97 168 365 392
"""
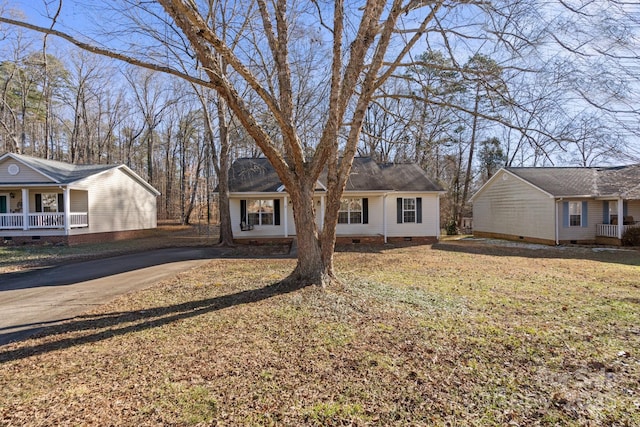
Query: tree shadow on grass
0 279 309 363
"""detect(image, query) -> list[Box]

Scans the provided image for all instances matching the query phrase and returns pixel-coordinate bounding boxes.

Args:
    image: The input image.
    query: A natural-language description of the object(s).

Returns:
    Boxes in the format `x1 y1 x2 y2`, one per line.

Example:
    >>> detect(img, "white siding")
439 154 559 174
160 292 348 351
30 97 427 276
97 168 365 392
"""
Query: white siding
72 168 157 234
473 170 556 241
0 158 53 183
385 193 441 238
231 192 440 238
230 196 286 237
336 194 384 236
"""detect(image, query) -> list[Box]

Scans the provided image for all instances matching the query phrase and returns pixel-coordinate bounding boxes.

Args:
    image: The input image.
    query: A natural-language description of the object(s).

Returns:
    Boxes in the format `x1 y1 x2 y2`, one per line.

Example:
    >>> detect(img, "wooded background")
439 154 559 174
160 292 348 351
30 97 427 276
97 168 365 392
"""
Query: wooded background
2 1 639 229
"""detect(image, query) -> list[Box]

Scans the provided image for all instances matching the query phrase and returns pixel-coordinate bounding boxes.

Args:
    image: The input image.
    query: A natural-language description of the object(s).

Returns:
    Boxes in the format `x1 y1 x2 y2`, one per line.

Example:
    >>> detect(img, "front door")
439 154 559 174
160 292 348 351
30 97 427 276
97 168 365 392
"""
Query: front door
0 195 7 213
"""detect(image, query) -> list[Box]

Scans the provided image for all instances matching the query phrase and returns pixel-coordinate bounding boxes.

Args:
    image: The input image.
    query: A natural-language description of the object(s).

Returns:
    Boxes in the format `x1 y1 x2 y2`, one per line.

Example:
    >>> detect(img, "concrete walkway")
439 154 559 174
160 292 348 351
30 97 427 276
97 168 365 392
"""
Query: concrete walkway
0 247 223 346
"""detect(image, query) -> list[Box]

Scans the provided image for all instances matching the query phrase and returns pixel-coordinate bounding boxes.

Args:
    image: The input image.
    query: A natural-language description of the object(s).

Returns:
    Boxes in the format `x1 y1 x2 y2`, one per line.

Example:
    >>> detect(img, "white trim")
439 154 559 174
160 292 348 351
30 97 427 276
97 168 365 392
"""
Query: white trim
283 195 288 238
618 197 624 240
63 187 71 234
22 188 29 230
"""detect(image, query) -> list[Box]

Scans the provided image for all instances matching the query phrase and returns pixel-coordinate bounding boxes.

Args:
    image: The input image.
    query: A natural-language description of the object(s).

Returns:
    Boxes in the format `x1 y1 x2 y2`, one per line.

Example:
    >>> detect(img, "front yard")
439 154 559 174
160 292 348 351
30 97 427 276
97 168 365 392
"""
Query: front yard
1 240 639 425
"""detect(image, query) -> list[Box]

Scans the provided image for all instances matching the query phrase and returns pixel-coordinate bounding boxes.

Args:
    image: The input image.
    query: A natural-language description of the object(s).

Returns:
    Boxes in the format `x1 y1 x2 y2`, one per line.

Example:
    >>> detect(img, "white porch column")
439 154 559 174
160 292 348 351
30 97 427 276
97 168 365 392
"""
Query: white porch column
283 195 288 238
21 188 29 230
618 197 624 240
320 195 325 232
383 194 388 243
64 187 71 234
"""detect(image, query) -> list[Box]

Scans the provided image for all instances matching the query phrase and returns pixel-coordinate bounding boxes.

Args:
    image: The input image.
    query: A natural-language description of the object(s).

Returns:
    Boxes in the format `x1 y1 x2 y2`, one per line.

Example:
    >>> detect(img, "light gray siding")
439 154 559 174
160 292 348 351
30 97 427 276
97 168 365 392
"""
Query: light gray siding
73 168 157 234
473 170 556 241
0 158 52 183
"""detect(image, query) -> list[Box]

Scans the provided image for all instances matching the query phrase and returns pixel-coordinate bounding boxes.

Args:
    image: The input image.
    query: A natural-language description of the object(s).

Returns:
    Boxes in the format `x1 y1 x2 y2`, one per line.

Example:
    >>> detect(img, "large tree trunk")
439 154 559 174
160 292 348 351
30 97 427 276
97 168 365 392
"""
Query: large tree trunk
215 97 234 246
285 180 335 286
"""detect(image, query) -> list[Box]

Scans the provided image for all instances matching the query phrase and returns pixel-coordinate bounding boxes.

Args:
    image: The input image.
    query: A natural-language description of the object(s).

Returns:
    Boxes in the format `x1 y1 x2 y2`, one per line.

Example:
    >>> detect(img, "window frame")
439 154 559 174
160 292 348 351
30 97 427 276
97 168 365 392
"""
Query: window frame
568 201 582 227
246 199 274 226
402 197 417 224
38 193 59 213
337 198 363 225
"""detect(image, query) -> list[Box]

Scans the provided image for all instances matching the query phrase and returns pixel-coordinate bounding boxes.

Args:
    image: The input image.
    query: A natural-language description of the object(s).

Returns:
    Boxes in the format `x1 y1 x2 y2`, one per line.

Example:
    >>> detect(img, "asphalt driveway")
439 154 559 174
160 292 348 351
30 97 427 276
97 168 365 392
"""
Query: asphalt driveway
0 247 223 346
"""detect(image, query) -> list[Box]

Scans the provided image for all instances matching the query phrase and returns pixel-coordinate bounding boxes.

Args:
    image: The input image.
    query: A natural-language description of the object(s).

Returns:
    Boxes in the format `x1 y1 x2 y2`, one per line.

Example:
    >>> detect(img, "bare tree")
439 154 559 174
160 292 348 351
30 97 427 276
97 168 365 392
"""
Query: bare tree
3 0 640 286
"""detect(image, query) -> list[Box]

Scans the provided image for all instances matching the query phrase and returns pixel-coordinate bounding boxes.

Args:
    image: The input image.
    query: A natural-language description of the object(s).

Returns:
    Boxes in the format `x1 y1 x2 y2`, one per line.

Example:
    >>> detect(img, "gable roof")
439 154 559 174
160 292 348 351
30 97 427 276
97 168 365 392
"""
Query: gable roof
0 152 160 195
478 164 640 199
228 157 444 193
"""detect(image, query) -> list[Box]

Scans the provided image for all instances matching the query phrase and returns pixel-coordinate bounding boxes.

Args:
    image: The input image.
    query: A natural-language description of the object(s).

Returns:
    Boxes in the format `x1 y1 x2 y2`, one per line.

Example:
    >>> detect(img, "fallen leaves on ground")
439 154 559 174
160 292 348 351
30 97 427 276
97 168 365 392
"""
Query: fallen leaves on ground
1 242 639 426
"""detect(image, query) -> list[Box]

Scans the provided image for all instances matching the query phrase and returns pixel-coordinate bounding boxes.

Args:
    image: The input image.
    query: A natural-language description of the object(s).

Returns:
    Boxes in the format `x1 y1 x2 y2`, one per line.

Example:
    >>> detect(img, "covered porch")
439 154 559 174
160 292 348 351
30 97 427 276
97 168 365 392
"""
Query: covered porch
595 197 640 243
0 187 89 234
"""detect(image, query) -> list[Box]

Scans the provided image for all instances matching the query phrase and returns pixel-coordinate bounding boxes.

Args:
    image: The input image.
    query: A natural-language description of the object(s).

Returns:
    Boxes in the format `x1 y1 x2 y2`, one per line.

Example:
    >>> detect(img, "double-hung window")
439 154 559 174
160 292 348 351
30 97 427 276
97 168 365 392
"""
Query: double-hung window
568 201 582 227
396 197 422 224
247 199 274 226
338 198 363 224
403 198 416 223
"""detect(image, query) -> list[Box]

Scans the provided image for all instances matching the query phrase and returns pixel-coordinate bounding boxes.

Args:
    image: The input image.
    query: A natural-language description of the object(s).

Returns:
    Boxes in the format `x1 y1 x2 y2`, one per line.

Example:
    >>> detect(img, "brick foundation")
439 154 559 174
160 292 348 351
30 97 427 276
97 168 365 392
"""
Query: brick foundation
234 235 438 246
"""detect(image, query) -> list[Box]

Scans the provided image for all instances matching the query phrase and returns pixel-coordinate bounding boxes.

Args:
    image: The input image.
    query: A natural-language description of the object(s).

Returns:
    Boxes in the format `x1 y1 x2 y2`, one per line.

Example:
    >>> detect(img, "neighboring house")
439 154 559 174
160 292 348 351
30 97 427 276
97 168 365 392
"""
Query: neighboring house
470 165 640 245
0 152 160 245
224 157 444 244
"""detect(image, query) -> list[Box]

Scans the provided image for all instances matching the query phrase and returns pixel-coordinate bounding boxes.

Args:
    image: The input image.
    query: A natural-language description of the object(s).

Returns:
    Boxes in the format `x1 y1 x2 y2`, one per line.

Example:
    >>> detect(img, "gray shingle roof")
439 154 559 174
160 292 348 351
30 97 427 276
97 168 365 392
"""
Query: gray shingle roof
3 153 117 184
228 157 444 193
506 164 640 198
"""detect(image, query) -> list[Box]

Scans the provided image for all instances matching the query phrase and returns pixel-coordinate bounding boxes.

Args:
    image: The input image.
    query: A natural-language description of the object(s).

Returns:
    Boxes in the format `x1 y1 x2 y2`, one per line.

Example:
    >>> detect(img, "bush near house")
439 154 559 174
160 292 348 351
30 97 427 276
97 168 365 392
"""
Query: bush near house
622 227 640 246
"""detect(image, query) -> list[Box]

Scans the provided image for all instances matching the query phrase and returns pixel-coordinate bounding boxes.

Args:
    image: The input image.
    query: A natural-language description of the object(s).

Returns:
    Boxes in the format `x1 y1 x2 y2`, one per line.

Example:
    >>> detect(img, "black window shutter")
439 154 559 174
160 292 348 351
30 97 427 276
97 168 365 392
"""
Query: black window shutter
240 200 247 223
416 197 422 223
274 199 280 225
396 198 403 223
35 194 42 212
57 193 64 212
362 198 368 224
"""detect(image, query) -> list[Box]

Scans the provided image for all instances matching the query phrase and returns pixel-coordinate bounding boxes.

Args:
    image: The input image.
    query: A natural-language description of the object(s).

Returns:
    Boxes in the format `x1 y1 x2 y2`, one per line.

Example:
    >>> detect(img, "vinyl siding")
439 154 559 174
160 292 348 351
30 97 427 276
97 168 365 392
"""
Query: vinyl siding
385 193 440 237
72 168 157 234
557 199 598 241
0 158 53 183
231 193 440 238
473 170 556 241
231 196 286 237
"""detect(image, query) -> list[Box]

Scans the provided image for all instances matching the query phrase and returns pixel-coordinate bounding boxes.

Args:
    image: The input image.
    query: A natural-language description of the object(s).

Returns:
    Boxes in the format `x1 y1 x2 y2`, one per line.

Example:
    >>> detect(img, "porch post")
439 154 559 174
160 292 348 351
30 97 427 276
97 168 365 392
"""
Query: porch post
283 195 288 238
383 194 388 244
320 195 325 232
64 187 71 235
618 197 624 240
21 188 29 230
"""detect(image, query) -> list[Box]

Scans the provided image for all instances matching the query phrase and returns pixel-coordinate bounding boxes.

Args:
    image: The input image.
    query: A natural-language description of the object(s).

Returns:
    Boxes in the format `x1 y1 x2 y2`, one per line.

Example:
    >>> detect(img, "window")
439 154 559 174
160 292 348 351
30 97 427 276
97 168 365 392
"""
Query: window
396 197 422 224
338 198 363 224
569 201 582 227
403 198 416 223
36 193 60 212
609 200 618 224
247 199 274 226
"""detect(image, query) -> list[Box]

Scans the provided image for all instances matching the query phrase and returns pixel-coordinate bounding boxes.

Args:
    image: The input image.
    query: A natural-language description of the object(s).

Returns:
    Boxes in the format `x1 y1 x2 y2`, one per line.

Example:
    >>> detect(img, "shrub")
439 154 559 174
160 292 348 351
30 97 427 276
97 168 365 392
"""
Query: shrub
445 219 459 236
621 227 640 246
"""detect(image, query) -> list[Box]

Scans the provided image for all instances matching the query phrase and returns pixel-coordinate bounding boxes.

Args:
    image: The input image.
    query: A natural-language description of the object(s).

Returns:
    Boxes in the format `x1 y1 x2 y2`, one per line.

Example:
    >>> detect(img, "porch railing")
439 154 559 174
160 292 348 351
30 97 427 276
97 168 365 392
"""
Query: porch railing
596 223 640 238
0 212 88 230
0 213 24 229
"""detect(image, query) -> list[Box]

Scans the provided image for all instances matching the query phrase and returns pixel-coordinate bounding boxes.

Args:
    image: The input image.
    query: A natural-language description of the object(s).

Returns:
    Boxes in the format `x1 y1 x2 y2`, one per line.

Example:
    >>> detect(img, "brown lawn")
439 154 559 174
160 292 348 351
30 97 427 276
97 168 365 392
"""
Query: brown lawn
1 239 639 426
